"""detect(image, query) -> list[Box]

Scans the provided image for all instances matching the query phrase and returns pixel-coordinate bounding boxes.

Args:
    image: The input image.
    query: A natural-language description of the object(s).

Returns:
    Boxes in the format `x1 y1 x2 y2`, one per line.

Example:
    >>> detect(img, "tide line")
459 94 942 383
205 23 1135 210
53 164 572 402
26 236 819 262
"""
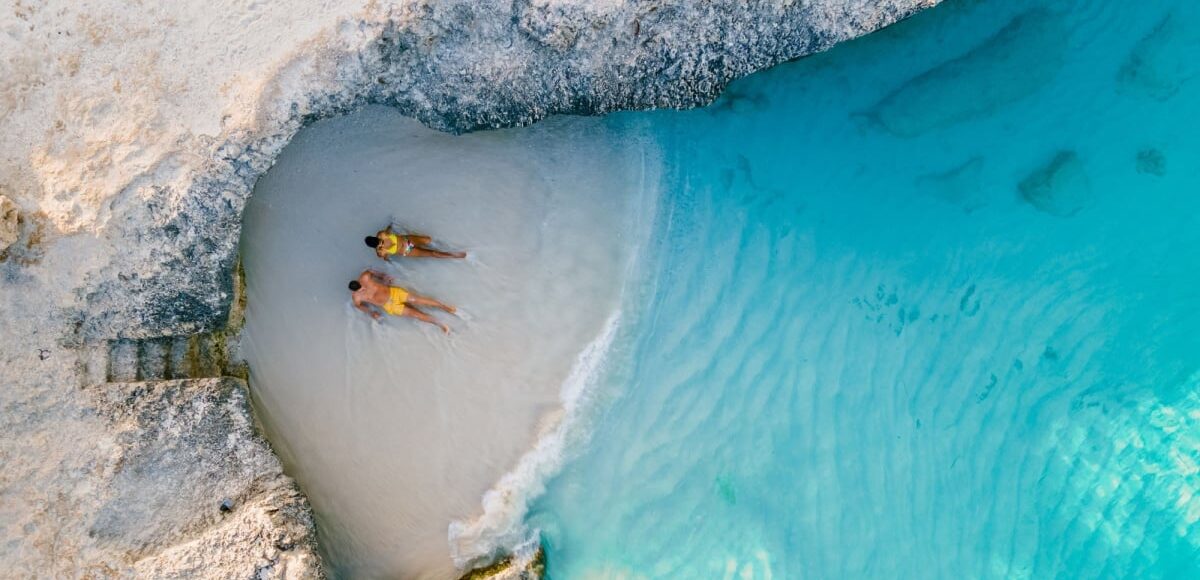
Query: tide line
446 309 623 569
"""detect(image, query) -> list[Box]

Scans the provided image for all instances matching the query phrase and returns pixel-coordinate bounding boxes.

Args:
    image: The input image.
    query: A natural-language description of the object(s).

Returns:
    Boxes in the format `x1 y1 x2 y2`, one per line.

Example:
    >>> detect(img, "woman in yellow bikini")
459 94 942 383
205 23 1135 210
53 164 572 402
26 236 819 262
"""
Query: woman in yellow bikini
348 269 456 333
364 225 467 260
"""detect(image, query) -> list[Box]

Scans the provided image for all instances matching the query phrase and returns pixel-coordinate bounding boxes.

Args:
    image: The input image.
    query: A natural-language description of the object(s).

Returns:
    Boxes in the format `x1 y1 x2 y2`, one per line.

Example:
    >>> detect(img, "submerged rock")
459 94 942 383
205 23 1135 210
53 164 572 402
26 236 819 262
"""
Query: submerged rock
914 156 988 212
1117 9 1200 101
460 545 546 580
1018 151 1091 217
866 9 1066 137
1136 148 1167 176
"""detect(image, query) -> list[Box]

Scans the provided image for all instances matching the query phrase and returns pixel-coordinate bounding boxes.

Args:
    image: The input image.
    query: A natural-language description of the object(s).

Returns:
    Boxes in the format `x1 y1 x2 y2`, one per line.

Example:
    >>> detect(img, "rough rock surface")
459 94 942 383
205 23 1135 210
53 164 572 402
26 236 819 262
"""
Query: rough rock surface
459 545 545 580
1 0 938 575
0 195 18 253
0 372 320 578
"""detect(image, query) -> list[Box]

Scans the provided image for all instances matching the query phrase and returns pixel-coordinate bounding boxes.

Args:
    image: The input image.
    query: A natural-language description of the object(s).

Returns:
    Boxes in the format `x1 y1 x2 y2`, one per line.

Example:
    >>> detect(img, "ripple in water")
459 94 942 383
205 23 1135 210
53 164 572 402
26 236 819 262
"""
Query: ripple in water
525 0 1200 577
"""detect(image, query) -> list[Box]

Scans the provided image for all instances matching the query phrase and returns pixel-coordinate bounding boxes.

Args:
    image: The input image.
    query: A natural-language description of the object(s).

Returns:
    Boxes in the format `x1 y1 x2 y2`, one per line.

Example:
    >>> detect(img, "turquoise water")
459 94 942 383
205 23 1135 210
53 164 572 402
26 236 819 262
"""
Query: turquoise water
527 0 1200 577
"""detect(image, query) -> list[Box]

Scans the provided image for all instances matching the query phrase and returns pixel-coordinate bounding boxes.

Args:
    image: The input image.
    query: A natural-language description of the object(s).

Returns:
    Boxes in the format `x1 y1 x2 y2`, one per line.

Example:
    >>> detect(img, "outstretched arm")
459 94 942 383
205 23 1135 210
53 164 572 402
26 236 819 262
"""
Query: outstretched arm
352 296 380 320
368 270 393 284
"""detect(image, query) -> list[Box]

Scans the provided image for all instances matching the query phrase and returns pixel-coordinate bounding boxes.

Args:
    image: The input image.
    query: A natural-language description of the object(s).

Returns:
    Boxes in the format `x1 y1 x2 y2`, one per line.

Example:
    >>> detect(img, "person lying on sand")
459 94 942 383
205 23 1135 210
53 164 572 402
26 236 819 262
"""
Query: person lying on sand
365 225 466 260
348 269 455 333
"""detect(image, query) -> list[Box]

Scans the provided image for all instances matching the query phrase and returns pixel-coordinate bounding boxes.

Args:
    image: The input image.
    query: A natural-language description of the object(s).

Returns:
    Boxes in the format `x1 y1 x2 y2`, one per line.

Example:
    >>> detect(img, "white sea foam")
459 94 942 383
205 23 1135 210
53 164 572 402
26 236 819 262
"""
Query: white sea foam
447 309 622 568
447 138 662 571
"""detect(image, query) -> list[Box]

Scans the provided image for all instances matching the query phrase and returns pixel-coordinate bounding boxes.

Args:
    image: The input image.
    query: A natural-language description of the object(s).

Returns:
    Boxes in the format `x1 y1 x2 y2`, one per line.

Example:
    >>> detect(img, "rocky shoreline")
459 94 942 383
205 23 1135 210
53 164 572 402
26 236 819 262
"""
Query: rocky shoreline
74 0 938 342
0 0 937 576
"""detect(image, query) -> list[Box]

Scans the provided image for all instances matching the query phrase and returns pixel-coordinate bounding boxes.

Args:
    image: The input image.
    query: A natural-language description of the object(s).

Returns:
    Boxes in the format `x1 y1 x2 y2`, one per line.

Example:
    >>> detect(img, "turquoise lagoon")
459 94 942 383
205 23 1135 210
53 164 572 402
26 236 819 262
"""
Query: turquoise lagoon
243 0 1200 577
526 0 1200 577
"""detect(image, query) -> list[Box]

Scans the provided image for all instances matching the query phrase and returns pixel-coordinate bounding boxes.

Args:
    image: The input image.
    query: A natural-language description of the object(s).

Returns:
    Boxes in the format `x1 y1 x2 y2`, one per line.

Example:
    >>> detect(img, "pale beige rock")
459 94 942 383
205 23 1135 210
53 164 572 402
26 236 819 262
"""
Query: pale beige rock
0 368 321 578
0 195 16 252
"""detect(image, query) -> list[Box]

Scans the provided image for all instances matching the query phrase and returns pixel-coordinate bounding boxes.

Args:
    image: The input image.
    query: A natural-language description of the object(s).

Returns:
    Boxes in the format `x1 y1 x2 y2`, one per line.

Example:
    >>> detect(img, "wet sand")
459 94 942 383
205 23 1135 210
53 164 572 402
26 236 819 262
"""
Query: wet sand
240 106 656 578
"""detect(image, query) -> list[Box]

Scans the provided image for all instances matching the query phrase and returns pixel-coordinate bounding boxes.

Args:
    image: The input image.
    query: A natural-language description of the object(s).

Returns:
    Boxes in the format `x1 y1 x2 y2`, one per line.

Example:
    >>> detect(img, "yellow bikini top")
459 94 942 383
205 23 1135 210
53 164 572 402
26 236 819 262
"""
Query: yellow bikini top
380 231 400 255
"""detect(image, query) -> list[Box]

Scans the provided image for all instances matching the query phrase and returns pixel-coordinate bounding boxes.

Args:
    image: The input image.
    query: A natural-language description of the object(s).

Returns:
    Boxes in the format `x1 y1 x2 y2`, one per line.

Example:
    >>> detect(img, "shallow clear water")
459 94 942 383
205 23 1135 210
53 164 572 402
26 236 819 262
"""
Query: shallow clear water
527 0 1200 577
245 0 1200 577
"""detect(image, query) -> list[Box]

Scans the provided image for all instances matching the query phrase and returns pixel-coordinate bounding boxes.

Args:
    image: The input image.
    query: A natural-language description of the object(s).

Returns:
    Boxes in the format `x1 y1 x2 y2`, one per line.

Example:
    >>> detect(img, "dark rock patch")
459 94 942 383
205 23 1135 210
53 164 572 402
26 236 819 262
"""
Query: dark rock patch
1117 10 1200 101
914 156 987 212
1136 148 1167 176
864 9 1067 137
1018 150 1090 217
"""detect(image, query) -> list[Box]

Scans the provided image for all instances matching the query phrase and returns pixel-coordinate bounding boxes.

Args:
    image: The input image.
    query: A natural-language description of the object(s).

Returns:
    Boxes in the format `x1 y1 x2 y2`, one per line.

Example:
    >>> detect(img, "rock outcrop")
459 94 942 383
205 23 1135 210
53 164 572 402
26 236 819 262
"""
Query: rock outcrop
89 378 321 578
0 195 18 253
0 371 320 577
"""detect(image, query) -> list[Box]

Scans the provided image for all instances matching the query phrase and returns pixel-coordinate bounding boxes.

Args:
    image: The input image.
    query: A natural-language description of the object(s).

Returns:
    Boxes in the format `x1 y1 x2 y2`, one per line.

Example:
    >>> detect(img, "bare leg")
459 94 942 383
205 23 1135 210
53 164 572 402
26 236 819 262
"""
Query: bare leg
402 305 449 334
408 247 467 259
408 235 433 245
406 293 456 314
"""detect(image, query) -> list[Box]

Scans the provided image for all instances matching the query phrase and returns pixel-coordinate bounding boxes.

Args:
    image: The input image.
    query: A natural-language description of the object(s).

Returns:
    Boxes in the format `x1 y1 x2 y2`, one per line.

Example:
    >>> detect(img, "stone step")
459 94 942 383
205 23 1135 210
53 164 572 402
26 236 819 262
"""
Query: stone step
85 332 247 386
138 337 171 380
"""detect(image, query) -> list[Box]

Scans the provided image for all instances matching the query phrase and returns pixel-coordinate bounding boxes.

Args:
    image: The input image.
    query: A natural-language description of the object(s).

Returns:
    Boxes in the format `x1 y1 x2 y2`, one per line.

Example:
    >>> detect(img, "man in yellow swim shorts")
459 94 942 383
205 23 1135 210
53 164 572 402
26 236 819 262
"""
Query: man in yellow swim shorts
348 269 456 333
364 225 466 260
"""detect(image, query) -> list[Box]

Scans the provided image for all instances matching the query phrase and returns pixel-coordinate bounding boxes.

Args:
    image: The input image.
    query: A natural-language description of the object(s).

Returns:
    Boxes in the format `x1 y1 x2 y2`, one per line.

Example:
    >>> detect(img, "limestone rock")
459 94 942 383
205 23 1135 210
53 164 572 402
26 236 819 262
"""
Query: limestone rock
460 545 545 580
0 195 18 253
92 378 321 578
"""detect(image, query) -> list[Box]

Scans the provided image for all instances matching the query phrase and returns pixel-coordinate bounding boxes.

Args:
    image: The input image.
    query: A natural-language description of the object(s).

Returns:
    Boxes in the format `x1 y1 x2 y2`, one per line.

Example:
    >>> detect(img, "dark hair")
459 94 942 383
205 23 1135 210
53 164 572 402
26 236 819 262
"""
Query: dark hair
364 236 380 248
348 280 361 291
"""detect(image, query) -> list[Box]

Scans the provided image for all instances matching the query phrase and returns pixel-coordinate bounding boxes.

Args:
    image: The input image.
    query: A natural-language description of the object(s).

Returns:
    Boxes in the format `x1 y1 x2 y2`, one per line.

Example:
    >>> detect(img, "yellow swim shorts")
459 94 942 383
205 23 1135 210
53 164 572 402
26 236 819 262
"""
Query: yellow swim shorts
383 286 409 316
